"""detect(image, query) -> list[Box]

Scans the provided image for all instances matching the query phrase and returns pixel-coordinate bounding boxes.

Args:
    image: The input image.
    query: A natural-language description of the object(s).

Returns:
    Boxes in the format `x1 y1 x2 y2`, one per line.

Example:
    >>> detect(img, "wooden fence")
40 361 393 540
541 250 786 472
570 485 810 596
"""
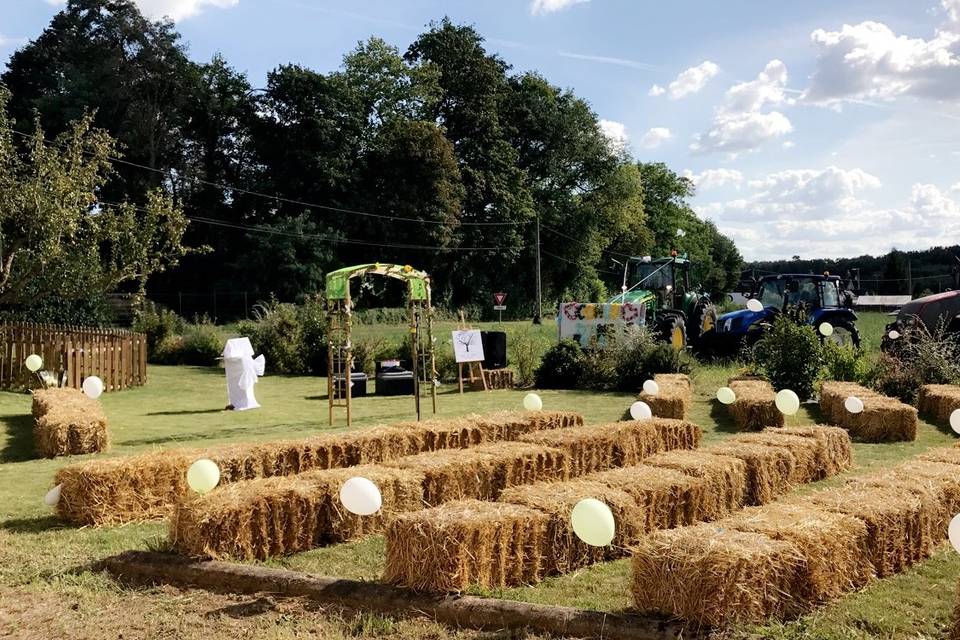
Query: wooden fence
0 323 147 392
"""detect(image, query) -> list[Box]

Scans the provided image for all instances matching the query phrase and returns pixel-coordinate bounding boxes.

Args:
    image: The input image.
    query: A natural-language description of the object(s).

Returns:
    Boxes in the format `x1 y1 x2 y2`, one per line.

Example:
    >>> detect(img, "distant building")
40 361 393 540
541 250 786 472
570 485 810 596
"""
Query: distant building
855 295 912 312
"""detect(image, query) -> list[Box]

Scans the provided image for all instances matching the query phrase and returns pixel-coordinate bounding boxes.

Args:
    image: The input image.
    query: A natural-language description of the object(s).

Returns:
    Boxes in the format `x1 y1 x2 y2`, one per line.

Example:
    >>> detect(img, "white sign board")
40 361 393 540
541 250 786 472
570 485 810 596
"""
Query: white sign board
452 329 485 363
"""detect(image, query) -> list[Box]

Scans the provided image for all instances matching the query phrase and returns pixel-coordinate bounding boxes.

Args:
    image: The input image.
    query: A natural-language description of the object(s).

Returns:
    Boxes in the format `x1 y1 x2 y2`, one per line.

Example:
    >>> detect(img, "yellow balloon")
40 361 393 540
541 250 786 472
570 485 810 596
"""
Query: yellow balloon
187 459 220 494
775 389 800 416
24 354 43 373
522 393 543 411
716 387 736 405
570 498 615 547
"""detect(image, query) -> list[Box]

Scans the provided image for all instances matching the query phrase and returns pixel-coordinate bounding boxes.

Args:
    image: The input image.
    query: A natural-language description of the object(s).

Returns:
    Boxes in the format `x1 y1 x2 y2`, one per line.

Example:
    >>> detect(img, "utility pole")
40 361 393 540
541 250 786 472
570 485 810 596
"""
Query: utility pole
533 214 542 325
907 259 913 297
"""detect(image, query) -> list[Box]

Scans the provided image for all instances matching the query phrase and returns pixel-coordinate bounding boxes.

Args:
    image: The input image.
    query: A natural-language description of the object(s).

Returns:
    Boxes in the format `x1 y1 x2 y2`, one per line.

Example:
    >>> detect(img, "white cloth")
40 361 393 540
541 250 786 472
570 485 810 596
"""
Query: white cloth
223 338 265 410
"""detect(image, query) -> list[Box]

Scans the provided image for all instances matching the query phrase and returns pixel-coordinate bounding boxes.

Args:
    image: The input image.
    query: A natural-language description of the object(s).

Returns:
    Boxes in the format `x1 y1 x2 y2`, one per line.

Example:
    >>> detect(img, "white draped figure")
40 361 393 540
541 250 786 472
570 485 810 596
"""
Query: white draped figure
222 337 266 410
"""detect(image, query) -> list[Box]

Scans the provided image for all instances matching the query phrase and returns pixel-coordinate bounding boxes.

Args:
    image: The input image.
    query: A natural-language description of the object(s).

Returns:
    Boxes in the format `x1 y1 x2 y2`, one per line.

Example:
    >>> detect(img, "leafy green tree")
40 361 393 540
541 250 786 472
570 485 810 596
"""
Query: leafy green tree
0 87 190 306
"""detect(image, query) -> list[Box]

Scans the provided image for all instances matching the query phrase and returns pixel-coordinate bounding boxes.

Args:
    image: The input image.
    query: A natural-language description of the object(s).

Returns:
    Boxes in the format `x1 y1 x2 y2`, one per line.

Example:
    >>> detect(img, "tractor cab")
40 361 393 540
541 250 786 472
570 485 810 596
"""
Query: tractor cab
618 256 691 310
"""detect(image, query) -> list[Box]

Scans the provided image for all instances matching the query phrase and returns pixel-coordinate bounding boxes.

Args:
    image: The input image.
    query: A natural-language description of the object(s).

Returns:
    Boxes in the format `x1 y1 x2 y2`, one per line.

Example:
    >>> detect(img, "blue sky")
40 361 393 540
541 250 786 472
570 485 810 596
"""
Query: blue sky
3 0 960 260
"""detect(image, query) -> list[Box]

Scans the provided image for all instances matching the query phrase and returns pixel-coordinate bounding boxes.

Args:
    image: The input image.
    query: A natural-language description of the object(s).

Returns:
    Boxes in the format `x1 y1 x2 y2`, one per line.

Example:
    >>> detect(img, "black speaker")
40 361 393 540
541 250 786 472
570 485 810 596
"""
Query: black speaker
481 331 508 369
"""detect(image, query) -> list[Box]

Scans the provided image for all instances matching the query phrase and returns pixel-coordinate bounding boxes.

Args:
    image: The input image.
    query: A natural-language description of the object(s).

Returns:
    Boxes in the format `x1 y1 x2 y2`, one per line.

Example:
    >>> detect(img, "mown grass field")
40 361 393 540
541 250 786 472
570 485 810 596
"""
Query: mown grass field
2 311 959 639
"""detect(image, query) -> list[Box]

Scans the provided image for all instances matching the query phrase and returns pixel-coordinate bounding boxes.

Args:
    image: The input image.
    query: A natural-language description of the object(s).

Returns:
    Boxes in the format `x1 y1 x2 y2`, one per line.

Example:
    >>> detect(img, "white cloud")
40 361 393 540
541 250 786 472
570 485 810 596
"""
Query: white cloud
598 119 629 151
651 61 719 100
638 127 672 149
804 19 960 104
101 0 240 21
726 59 792 112
782 140 796 149
531 0 588 15
945 0 960 26
683 169 744 191
951 181 960 191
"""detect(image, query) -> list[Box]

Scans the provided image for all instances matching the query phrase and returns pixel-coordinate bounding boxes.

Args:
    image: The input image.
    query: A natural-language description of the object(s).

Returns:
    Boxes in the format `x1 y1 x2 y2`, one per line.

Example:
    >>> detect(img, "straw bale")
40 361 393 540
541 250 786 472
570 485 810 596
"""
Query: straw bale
498 479 645 575
726 379 784 431
638 374 692 420
384 500 549 592
631 524 806 626
32 387 110 458
170 465 424 559
722 502 874 602
729 433 822 484
644 418 703 451
917 384 960 426
588 465 707 529
705 442 796 506
819 382 878 424
818 382 916 442
384 441 570 506
772 425 852 476
918 446 960 468
517 421 663 476
802 484 930 577
643 450 748 521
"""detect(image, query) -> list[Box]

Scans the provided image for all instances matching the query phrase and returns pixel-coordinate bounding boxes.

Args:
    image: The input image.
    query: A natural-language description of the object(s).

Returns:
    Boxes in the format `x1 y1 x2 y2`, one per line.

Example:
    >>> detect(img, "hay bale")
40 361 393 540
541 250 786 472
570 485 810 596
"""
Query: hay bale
643 450 748 521
588 465 707 529
170 465 425 559
638 374 692 420
819 382 877 424
498 480 645 575
917 384 960 426
644 418 703 451
705 442 795 506
517 421 662 476
384 500 549 592
384 442 570 506
32 387 110 458
726 379 784 431
729 433 822 484
722 503 874 602
481 369 515 390
631 524 806 626
818 382 916 443
772 425 852 477
802 484 931 577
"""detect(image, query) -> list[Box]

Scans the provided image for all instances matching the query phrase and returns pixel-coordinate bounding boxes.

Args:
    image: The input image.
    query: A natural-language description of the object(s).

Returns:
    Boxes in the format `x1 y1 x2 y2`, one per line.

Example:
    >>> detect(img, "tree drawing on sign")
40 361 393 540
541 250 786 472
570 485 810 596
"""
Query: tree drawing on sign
458 331 477 352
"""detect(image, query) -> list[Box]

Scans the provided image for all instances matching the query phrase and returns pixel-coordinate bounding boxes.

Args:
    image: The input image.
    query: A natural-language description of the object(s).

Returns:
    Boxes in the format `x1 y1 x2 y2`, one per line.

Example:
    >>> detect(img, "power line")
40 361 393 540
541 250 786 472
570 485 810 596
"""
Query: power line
539 222 633 260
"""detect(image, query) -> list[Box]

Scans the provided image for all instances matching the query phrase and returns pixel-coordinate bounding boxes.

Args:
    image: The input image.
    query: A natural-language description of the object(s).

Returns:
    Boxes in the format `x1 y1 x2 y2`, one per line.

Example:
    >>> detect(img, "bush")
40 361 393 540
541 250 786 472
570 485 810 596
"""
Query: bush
751 315 823 400
866 322 960 402
135 301 184 357
535 340 585 389
509 327 550 387
299 296 328 375
240 300 307 374
821 341 870 383
178 320 223 366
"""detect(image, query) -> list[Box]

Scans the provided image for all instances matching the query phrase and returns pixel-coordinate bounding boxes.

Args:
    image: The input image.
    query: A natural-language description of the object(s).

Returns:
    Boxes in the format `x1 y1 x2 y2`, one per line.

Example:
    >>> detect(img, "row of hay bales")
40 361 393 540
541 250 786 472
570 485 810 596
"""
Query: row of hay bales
638 373 692 419
631 445 960 628
726 378 784 431
383 425 851 592
32 388 110 458
820 381 917 442
918 384 960 426
54 411 581 526
169 418 703 560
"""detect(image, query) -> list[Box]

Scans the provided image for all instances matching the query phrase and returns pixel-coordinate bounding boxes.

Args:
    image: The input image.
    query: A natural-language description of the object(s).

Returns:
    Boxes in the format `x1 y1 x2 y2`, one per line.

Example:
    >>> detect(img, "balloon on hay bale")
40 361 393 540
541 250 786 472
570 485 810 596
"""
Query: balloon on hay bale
637 373 692 420
819 381 917 442
588 465 708 530
917 384 960 427
725 379 784 431
32 387 110 458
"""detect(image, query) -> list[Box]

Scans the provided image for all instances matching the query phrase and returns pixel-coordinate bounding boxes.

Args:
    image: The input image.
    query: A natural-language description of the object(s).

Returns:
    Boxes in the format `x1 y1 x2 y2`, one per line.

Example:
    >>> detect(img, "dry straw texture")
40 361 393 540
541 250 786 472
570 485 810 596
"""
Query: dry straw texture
588 465 707 530
645 418 703 450
819 382 917 442
643 450 748 521
953 579 960 640
170 465 424 559
917 384 960 426
726 379 784 431
722 503 874 602
705 442 796 506
32 387 110 458
728 433 822 484
773 425 852 476
54 410 578 525
384 500 549 592
631 524 805 627
498 480 645 575
517 421 663 476
638 373 692 419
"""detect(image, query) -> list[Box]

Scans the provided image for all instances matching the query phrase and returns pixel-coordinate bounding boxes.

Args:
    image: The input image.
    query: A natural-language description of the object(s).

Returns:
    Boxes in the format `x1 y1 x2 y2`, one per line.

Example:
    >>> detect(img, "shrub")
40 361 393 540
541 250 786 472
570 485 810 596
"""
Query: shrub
135 301 183 357
178 320 223 366
751 315 823 400
535 340 585 389
509 327 550 387
866 322 960 402
299 295 328 375
433 347 458 384
241 300 306 374
821 341 870 383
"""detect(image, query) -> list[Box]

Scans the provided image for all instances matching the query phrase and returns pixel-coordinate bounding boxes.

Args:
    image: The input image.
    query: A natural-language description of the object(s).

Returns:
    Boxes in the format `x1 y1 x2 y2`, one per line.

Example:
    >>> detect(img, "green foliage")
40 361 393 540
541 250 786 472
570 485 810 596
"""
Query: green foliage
178 320 223 366
821 341 870 383
535 340 585 389
134 301 184 356
751 315 824 400
866 323 960 402
0 293 112 327
509 327 550 387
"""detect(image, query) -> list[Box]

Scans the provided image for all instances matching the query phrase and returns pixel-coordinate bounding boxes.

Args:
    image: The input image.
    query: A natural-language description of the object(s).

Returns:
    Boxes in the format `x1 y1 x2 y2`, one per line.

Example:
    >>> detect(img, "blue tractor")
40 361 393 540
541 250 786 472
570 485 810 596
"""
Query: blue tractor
704 273 860 352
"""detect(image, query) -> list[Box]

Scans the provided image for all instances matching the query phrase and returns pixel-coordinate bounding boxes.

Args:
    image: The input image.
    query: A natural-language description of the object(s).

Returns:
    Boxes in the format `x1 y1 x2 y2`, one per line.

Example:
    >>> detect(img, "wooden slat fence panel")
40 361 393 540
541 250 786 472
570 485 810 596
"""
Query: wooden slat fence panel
0 322 147 392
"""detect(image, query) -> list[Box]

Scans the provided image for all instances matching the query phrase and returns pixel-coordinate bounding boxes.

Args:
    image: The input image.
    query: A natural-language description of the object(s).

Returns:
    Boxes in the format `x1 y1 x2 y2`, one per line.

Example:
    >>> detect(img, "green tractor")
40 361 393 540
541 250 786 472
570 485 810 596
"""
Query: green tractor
612 254 718 350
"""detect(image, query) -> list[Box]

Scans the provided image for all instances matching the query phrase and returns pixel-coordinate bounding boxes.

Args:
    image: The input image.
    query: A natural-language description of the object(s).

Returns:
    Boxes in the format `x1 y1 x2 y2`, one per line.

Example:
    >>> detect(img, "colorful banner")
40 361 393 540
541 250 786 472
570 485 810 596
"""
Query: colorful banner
558 302 647 347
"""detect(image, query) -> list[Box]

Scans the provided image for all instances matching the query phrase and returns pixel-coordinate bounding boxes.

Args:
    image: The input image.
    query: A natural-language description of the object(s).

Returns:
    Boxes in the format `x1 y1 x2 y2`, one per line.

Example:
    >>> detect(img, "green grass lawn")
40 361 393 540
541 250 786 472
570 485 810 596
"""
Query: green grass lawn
2 311 958 639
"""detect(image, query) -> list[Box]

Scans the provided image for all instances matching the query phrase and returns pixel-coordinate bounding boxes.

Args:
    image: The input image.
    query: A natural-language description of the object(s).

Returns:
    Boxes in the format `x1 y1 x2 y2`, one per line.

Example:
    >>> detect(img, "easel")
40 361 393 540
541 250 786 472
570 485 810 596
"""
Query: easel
457 311 488 393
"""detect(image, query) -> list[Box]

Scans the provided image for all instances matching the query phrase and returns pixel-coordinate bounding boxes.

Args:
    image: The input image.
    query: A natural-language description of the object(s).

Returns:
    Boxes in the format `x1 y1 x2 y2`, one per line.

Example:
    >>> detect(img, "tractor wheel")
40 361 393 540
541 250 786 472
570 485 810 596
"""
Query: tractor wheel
689 303 718 347
825 321 861 349
658 314 688 351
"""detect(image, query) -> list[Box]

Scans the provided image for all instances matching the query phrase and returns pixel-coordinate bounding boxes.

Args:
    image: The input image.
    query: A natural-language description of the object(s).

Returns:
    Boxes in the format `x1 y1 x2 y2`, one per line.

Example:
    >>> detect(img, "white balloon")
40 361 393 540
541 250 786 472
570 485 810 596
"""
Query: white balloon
746 299 763 313
642 379 659 396
570 498 615 547
888 330 901 340
775 389 800 416
949 514 960 553
44 484 62 507
523 393 543 411
844 396 864 414
630 401 652 421
24 354 43 373
951 408 960 435
340 477 382 516
819 322 834 337
716 387 736 405
186 459 220 494
82 376 104 399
